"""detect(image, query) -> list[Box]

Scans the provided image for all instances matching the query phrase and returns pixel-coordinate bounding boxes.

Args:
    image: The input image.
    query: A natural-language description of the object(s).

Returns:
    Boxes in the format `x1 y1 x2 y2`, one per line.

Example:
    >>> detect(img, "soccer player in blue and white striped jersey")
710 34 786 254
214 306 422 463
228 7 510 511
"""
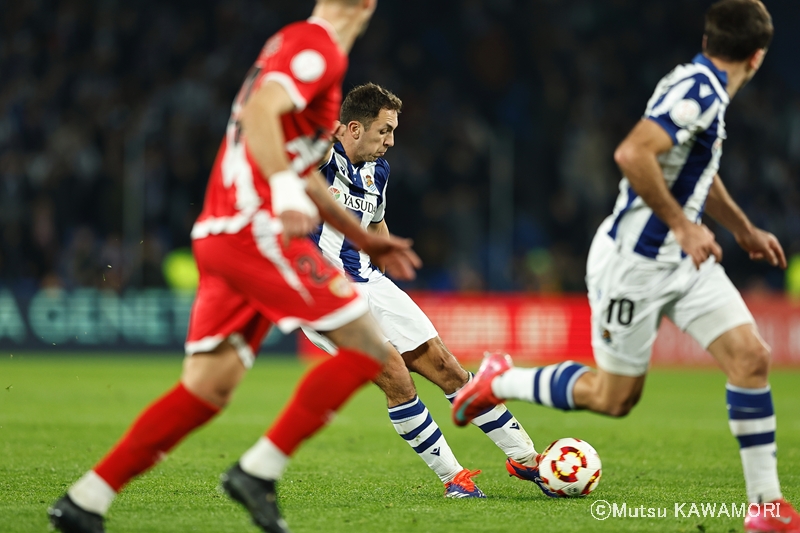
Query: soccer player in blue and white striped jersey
454 1 800 529
303 83 549 498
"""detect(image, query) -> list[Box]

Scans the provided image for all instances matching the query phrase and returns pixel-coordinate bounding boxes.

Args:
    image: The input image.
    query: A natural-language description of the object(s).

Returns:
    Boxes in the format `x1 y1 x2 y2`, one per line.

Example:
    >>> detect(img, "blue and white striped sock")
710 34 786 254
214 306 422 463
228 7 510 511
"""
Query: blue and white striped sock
388 396 462 483
727 384 782 503
491 361 589 411
446 374 538 465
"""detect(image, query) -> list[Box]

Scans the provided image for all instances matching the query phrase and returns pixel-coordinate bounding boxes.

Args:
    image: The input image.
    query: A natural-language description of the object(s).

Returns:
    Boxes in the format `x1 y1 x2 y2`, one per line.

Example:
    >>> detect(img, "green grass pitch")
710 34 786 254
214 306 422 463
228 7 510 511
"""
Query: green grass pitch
1 354 798 533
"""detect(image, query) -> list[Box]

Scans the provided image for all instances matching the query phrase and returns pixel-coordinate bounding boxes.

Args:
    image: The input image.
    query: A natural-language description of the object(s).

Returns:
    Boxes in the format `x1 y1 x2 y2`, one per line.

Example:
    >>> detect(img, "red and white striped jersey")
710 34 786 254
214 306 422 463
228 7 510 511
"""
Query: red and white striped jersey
192 17 347 240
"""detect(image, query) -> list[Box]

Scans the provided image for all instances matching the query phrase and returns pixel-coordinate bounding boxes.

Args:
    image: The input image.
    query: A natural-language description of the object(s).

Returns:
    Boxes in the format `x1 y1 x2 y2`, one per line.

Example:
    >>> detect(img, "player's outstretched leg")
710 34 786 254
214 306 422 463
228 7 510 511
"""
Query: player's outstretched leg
730 384 800 533
451 353 589 498
375 346 485 497
387 396 485 498
706 325 800 533
452 353 591 426
48 379 222 533
404 341 550 495
224 328 385 529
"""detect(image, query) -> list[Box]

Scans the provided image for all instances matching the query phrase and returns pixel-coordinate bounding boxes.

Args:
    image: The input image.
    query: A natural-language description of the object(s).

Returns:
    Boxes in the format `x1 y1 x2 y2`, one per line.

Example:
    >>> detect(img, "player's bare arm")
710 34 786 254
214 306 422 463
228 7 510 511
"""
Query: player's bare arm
614 119 722 268
306 172 421 280
239 81 320 240
705 174 786 268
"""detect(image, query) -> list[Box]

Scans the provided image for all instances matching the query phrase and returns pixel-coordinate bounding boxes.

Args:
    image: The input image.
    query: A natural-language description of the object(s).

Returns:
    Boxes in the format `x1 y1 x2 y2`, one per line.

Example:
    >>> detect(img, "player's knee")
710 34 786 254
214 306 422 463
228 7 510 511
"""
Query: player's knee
731 339 771 382
403 339 469 392
208 383 237 407
328 314 390 363
181 344 245 408
406 342 451 373
182 375 236 408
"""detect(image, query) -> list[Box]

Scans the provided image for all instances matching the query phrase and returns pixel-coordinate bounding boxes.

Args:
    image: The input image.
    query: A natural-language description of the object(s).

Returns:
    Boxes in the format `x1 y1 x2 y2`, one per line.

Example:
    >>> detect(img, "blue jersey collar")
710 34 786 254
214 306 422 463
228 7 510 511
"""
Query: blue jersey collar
692 53 729 88
333 142 348 159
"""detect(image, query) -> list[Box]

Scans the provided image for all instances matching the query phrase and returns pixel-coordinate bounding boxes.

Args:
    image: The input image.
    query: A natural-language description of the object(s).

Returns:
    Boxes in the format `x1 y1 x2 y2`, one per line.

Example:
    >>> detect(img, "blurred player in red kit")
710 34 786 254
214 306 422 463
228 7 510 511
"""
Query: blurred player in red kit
48 1 420 532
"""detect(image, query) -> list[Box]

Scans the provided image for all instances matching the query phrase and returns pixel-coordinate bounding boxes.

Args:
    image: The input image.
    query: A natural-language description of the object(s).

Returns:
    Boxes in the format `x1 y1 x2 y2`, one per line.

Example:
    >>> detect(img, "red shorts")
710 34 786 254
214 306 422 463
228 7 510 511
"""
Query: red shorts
185 211 367 367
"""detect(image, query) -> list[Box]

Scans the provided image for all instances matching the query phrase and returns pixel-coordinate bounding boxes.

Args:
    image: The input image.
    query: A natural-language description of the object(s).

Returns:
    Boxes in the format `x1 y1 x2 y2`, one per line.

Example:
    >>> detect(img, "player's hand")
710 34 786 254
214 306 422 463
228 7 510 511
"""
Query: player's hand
673 221 722 269
735 227 787 269
361 233 422 281
279 210 318 247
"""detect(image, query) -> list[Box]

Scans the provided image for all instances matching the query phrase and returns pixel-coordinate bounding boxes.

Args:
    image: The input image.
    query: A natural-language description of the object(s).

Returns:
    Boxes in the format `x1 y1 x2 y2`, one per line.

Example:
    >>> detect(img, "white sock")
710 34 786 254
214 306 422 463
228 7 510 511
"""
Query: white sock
741 445 783 503
240 437 288 481
389 396 463 483
491 368 537 402
471 404 537 465
446 376 537 465
68 471 116 515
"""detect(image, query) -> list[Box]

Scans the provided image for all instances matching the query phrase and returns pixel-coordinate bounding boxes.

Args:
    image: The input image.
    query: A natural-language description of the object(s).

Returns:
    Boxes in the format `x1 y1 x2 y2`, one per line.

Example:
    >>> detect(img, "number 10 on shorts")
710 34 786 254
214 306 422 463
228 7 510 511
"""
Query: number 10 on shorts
607 298 635 326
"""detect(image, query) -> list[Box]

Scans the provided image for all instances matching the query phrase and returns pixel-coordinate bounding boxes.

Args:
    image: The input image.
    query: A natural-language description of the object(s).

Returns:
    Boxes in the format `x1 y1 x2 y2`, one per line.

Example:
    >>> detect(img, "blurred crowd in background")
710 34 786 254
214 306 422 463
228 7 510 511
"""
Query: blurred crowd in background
2 0 799 295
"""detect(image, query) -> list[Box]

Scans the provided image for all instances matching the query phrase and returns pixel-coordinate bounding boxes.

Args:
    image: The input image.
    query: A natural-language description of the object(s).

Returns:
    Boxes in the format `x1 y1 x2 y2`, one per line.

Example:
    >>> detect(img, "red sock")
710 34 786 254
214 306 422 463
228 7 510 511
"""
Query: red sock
94 383 219 491
266 348 382 455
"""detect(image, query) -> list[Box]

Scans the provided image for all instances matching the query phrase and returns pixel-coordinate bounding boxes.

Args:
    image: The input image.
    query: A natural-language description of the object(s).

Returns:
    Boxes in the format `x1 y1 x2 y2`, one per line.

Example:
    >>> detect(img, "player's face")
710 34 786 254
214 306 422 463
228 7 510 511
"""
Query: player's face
355 108 397 162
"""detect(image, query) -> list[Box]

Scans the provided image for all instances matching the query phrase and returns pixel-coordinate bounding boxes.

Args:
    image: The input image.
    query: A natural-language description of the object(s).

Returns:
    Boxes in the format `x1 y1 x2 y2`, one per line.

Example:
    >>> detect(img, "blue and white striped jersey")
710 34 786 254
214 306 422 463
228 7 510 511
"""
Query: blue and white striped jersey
310 142 389 282
605 54 730 263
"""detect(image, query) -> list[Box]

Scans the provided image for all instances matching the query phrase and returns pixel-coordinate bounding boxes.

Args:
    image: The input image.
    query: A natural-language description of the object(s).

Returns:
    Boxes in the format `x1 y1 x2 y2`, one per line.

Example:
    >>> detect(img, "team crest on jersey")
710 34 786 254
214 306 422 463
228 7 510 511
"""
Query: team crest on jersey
291 49 326 83
364 174 374 188
670 99 701 128
328 186 341 200
328 275 355 298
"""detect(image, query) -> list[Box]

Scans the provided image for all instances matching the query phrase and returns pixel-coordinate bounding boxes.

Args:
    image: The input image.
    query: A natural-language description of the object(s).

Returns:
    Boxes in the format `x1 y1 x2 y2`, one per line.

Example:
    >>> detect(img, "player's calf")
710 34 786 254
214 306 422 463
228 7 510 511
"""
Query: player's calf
403 337 469 395
708 323 770 388
571 367 646 418
373 346 419 406
584 388 642 418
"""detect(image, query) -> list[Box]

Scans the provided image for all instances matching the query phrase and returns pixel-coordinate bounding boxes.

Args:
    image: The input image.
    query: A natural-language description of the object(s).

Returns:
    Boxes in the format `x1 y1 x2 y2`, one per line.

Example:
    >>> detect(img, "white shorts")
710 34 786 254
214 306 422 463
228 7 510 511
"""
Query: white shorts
302 275 438 355
586 229 754 377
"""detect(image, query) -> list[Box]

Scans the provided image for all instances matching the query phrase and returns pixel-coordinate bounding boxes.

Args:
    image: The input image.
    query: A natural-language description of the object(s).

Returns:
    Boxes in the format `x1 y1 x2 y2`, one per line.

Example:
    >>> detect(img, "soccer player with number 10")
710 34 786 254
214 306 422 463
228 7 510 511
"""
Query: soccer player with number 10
454 2 799 531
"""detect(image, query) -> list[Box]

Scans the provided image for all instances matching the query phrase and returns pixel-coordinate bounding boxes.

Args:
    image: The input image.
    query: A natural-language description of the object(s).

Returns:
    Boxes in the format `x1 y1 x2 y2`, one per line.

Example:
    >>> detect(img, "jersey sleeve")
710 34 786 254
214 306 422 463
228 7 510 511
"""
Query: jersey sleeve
372 160 390 223
256 24 342 111
645 74 721 145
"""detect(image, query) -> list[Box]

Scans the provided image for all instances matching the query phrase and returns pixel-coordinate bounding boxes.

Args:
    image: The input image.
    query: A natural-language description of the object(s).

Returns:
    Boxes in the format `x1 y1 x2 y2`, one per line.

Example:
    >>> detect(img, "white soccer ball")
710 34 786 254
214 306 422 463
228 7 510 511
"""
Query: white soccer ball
538 437 602 497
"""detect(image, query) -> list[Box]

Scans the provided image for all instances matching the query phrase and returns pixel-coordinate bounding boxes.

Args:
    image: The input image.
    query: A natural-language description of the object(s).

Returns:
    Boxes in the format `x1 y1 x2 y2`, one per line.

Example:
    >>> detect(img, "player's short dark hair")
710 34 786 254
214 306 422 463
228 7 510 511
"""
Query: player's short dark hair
340 83 402 130
704 0 773 61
